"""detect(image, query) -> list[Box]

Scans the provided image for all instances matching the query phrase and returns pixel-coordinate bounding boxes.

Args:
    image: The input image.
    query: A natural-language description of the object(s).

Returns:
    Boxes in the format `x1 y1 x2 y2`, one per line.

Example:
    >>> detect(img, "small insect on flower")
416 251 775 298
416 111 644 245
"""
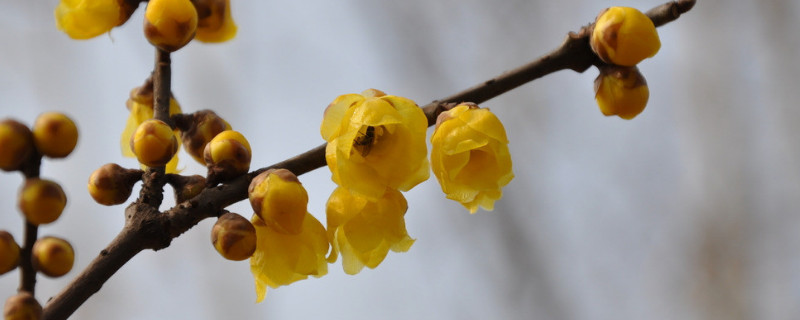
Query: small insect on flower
353 126 376 157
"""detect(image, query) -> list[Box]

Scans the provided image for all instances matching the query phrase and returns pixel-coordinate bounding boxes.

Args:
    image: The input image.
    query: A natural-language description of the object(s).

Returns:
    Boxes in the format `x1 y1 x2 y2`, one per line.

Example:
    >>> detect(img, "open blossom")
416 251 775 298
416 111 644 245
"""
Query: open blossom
120 85 183 173
193 0 237 42
320 89 429 200
430 103 514 213
55 0 138 39
248 170 328 302
326 186 414 275
250 213 328 302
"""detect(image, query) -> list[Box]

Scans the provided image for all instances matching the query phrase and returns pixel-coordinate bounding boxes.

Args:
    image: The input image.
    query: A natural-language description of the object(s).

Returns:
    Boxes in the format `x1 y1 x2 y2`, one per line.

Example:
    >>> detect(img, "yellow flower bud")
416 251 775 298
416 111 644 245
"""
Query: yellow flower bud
250 213 329 303
87 163 141 206
177 110 232 164
130 119 179 168
590 7 661 66
0 119 34 172
325 187 414 275
320 89 430 200
3 292 42 320
193 0 237 43
248 169 307 235
32 112 78 158
55 0 138 40
594 66 649 119
204 130 251 181
430 104 514 213
211 212 257 261
0 231 20 275
121 85 183 173
144 0 198 52
32 236 75 278
18 179 67 226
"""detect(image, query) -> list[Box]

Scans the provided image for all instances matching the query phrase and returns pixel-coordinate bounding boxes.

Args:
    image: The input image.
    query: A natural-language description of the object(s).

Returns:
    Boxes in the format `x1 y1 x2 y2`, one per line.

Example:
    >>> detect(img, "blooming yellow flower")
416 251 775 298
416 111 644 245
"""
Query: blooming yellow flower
120 85 183 173
430 103 514 213
321 89 429 200
193 0 237 43
55 0 138 40
594 66 649 119
250 213 329 303
326 186 414 275
590 6 661 67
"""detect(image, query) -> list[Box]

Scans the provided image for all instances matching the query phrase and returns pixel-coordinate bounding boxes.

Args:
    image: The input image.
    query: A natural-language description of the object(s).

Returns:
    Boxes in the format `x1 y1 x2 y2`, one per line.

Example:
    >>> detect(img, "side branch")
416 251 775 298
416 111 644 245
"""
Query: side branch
41 1 695 318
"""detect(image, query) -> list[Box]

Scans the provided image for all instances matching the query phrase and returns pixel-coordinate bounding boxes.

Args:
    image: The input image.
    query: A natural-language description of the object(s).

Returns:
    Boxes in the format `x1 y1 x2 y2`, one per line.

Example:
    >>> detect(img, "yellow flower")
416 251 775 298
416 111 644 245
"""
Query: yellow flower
326 187 414 275
250 214 329 303
55 0 138 40
193 0 237 43
590 6 661 67
120 85 183 173
594 66 649 119
248 169 308 235
430 103 514 213
144 0 198 52
320 89 429 200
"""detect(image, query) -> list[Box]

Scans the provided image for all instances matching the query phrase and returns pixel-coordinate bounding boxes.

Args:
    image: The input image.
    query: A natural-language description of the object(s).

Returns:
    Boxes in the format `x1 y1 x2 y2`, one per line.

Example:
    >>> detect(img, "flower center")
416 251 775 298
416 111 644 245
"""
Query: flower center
352 125 384 157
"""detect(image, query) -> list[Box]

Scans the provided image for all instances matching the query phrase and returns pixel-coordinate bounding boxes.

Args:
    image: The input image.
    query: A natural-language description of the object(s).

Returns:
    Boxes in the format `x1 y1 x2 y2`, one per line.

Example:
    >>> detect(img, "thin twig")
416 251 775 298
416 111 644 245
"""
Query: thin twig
18 153 41 294
41 1 696 318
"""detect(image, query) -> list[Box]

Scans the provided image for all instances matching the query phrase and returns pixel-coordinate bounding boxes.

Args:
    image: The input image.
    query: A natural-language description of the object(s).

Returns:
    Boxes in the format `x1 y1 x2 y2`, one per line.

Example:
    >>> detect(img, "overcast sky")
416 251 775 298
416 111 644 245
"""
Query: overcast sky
2 0 800 319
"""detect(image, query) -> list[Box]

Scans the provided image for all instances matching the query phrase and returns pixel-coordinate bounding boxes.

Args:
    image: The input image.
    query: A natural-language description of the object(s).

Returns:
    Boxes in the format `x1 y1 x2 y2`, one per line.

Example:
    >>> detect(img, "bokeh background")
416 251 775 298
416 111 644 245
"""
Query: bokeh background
2 0 799 319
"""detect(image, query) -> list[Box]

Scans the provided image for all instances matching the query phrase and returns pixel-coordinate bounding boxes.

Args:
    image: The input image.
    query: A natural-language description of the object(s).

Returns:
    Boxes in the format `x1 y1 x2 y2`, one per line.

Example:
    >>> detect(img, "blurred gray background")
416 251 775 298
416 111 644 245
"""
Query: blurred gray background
2 0 799 319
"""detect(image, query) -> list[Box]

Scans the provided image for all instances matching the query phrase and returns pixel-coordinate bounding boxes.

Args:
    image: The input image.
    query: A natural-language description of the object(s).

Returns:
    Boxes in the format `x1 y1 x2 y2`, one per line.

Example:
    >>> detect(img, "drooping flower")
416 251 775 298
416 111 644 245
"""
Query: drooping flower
430 103 514 213
250 214 328 302
120 84 183 173
320 89 429 200
193 0 237 43
594 65 649 119
248 170 328 302
326 186 414 275
590 6 661 67
55 0 138 40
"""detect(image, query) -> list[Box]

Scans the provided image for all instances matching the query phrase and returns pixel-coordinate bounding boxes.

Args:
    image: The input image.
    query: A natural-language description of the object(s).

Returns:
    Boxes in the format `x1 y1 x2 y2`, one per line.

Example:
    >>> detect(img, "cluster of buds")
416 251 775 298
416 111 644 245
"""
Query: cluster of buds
590 7 660 119
55 0 238 50
0 113 80 319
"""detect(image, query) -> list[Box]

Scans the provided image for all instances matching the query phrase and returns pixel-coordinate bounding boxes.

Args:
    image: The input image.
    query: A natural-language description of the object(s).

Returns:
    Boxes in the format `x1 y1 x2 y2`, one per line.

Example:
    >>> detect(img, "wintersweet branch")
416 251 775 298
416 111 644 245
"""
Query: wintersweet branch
41 1 696 319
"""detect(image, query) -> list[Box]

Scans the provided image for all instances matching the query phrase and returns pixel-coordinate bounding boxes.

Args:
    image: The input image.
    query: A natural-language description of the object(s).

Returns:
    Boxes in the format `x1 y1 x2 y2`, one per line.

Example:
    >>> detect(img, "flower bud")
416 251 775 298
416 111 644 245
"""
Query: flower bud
18 179 67 226
590 7 661 67
594 66 649 119
130 119 179 168
144 0 199 51
3 292 42 320
248 169 307 234
204 130 251 182
193 0 237 43
32 236 74 278
0 231 20 275
176 110 231 164
87 163 142 206
166 174 206 203
211 212 257 261
32 112 78 158
0 119 34 172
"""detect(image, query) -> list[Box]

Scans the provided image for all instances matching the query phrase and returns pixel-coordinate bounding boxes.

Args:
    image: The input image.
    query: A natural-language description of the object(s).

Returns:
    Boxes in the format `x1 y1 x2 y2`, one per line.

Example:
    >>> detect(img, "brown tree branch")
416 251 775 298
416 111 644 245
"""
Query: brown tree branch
18 153 41 294
41 1 696 319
